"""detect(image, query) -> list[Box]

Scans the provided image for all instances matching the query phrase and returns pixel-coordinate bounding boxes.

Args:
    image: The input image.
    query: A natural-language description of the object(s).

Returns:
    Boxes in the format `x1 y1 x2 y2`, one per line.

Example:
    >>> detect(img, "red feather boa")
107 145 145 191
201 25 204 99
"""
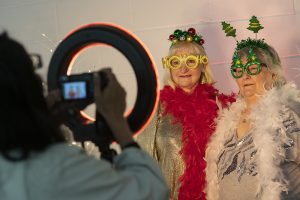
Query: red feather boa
160 84 235 200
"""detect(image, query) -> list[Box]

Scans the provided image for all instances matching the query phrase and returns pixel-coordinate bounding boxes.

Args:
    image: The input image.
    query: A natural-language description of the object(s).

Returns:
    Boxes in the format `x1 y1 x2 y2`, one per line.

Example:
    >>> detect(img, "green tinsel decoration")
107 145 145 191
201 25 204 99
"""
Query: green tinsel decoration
236 38 268 51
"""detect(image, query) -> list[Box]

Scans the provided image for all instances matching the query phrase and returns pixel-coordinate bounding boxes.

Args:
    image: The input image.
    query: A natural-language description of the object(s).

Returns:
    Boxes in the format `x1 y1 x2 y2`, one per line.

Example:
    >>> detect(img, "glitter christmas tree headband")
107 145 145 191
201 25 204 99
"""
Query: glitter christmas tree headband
222 16 269 52
222 16 270 78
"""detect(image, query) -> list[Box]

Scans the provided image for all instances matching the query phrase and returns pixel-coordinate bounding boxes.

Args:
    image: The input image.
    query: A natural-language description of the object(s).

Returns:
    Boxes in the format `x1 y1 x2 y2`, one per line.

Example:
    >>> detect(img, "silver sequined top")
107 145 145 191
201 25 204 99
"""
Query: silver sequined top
218 131 258 200
217 110 300 200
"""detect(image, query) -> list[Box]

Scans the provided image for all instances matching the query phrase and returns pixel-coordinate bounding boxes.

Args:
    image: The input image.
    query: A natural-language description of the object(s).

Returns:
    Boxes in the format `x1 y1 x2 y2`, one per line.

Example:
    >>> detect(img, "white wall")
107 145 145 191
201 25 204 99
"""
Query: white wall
1 0 300 113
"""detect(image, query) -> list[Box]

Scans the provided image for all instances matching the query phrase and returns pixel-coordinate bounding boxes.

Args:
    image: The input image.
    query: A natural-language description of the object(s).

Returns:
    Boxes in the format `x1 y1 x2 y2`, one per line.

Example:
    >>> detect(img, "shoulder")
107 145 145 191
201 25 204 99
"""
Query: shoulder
30 143 93 169
279 83 300 117
45 142 84 157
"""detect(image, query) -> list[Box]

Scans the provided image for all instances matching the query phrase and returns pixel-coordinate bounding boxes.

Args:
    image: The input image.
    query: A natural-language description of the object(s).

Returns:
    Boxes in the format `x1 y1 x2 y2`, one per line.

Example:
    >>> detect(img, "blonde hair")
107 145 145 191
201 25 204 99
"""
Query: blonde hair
237 45 286 88
164 41 214 87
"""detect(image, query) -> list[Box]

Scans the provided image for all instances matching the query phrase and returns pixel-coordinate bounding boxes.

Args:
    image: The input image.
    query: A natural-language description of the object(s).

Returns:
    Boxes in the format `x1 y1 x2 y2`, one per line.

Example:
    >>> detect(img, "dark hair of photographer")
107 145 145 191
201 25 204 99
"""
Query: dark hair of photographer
0 32 65 161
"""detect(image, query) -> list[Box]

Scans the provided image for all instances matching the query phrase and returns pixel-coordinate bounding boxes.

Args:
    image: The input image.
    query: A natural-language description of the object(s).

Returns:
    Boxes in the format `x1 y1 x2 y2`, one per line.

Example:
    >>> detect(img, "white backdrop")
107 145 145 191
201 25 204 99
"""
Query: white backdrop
0 0 300 113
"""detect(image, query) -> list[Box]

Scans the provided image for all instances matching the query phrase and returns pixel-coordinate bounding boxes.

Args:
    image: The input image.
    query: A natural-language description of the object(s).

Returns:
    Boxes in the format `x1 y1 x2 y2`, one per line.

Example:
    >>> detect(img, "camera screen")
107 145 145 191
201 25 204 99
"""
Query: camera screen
62 81 87 100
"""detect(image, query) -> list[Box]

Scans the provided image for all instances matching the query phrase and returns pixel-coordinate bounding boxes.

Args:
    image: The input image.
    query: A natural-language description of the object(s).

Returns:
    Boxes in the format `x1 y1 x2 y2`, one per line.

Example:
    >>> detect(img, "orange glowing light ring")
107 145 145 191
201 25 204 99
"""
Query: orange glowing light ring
47 22 159 136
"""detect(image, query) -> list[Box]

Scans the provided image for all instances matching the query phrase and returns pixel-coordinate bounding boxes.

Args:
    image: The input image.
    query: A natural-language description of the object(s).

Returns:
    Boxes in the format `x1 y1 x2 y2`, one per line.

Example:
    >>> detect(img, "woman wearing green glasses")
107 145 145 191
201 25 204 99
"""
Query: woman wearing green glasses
137 28 235 200
205 18 300 200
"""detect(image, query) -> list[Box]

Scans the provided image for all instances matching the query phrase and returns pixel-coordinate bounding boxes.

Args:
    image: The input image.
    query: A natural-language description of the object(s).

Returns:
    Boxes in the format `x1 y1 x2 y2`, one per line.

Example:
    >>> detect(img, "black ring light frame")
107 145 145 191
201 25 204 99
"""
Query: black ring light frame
47 23 159 138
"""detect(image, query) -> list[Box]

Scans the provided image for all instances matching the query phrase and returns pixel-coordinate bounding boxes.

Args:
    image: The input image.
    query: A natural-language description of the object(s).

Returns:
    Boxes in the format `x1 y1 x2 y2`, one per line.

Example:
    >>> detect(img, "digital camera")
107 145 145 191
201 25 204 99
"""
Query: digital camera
60 71 108 102
60 73 94 101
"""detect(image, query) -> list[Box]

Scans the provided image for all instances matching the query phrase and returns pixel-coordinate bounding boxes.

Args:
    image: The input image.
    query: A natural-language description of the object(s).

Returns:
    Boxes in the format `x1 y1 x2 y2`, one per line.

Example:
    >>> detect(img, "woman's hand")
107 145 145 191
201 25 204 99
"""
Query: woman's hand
45 89 83 125
94 69 134 147
94 69 126 121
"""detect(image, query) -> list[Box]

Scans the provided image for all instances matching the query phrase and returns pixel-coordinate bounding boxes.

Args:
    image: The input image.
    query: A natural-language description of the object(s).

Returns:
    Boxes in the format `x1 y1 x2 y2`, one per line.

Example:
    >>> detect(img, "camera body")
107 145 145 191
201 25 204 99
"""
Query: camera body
59 71 108 102
60 73 94 101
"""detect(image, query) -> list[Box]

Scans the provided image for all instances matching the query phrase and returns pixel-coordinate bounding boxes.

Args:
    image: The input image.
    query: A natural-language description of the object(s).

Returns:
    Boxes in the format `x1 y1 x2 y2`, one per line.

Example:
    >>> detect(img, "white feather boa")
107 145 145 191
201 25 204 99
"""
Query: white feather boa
205 83 300 200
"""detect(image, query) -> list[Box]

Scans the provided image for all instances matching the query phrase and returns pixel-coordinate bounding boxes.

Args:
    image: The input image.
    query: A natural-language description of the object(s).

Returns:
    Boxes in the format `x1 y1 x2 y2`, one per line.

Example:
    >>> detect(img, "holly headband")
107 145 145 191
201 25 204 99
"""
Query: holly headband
168 27 205 46
163 28 207 69
222 16 269 78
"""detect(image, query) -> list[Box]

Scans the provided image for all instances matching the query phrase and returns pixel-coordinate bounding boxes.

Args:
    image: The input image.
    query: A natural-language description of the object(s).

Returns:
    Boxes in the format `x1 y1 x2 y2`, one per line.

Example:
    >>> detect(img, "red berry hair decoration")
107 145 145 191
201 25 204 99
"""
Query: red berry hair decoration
169 27 205 46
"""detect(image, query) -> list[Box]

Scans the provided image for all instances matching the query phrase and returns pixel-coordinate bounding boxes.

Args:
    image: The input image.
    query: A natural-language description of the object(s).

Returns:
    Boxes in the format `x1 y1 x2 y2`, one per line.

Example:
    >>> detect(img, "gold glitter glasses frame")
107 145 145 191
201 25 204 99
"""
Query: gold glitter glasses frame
162 54 208 70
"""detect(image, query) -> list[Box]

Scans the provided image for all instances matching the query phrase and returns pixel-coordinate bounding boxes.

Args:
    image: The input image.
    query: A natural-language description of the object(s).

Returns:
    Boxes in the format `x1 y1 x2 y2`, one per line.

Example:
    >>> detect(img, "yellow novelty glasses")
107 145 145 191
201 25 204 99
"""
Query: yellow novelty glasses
162 54 208 70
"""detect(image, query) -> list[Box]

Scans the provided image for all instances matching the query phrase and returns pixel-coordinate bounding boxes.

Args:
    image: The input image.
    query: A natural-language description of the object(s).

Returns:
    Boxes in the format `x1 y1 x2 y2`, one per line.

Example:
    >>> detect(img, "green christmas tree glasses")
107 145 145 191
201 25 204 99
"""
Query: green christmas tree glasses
230 48 267 79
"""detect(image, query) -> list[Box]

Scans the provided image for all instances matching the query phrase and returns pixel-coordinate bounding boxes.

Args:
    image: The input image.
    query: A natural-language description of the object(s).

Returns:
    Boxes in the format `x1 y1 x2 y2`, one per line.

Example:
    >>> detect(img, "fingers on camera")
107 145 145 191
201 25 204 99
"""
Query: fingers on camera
46 89 62 108
101 68 112 73
93 74 101 99
94 69 124 95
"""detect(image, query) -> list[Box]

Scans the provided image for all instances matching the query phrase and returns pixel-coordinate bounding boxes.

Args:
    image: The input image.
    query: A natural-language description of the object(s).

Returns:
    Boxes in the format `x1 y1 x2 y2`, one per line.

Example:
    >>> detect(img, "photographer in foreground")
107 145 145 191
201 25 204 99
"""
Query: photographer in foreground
0 32 168 200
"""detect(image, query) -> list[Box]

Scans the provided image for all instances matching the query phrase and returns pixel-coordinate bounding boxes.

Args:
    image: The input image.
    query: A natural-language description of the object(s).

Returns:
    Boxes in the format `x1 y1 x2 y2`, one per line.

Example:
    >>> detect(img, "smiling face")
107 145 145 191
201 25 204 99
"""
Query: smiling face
169 42 205 93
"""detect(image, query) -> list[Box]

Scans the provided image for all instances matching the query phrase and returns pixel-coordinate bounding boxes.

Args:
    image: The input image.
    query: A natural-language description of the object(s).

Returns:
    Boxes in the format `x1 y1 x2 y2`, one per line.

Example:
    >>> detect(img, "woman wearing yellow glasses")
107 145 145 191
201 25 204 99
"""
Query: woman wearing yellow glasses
137 28 235 200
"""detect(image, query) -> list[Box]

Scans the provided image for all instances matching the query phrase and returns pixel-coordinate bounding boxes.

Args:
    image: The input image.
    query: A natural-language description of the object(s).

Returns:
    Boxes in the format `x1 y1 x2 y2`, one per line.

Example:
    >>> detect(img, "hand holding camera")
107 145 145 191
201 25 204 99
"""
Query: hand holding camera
93 69 133 148
47 69 134 150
